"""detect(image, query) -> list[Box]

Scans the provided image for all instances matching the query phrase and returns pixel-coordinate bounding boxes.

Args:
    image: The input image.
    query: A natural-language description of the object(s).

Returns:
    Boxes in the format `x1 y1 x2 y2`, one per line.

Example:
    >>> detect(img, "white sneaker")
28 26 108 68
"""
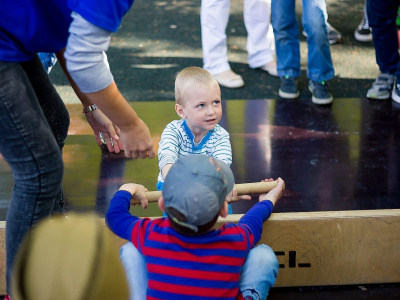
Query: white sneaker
354 17 372 42
213 70 245 89
259 60 278 77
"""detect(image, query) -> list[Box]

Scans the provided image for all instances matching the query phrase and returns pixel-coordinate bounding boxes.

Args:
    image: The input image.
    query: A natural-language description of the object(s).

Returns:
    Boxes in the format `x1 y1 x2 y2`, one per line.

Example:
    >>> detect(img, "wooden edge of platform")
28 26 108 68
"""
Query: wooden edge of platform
1 209 400 295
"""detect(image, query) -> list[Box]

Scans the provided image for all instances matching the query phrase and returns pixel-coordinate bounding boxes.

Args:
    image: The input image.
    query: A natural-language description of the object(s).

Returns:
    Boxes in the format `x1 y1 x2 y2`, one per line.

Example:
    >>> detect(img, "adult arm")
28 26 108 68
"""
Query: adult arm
60 12 154 159
56 49 123 153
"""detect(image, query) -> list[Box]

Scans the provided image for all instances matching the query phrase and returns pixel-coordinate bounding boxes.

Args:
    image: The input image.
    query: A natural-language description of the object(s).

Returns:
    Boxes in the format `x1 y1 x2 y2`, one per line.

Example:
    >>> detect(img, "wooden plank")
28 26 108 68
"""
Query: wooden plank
1 210 400 295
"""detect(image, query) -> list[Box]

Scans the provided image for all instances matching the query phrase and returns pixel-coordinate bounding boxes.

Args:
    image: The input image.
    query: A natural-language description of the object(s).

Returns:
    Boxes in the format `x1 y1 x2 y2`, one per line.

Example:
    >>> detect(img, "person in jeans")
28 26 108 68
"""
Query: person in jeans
366 0 400 102
106 155 285 299
0 1 155 299
272 0 335 105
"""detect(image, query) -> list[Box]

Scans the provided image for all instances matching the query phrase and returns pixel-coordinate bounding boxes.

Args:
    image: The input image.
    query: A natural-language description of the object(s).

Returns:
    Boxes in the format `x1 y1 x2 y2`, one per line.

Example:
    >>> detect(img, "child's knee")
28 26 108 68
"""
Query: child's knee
251 244 279 274
120 242 138 262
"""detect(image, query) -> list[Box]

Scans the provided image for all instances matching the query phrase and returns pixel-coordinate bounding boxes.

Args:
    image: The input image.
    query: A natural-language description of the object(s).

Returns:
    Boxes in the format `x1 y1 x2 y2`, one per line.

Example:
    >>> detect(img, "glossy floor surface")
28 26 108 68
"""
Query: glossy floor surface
1 98 400 299
1 98 400 220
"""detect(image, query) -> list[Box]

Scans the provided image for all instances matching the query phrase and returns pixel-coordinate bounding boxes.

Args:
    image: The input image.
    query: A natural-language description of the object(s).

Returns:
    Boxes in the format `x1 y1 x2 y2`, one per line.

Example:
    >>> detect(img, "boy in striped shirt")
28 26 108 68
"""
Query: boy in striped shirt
157 66 232 190
106 155 284 300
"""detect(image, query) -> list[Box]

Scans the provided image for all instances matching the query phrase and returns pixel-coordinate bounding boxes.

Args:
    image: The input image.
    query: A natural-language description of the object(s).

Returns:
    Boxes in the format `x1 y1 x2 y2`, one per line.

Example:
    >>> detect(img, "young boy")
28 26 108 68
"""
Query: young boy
106 155 285 300
157 66 232 190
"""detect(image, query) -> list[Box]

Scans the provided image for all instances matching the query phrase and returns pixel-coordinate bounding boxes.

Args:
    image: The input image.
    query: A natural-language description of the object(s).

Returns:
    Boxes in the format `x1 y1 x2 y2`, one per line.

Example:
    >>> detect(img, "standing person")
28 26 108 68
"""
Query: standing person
106 155 285 299
201 0 278 89
366 0 400 102
272 0 335 105
0 1 155 299
157 66 249 213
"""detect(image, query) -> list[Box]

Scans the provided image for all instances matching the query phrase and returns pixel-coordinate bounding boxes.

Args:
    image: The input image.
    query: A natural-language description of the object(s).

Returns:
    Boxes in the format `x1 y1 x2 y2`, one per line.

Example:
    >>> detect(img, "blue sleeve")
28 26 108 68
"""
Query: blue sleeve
68 0 135 32
238 201 274 245
105 190 140 240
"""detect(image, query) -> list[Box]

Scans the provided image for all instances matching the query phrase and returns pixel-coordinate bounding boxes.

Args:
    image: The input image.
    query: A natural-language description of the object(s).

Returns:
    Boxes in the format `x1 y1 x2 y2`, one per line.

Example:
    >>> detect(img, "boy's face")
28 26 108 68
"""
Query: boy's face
175 82 222 138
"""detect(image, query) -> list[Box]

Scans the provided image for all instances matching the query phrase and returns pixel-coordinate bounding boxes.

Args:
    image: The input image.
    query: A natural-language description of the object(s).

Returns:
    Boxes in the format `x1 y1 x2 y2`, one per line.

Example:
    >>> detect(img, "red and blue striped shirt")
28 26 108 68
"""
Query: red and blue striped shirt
106 191 273 299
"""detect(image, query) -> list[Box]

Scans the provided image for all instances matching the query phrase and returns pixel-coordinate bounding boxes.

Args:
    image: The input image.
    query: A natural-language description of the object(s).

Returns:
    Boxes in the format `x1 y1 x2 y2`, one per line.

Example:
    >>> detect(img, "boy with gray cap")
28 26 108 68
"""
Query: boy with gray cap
106 155 284 300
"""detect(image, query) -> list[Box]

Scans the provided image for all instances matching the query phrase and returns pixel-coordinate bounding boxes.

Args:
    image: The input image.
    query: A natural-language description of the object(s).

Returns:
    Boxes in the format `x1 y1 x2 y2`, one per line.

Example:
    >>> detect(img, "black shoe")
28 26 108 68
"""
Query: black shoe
308 80 333 105
279 75 299 99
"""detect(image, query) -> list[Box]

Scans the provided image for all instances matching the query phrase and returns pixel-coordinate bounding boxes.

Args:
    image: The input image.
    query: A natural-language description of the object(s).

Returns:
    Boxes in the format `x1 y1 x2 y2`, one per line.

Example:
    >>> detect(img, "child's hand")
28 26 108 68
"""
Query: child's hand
119 183 149 209
259 178 284 206
225 184 252 203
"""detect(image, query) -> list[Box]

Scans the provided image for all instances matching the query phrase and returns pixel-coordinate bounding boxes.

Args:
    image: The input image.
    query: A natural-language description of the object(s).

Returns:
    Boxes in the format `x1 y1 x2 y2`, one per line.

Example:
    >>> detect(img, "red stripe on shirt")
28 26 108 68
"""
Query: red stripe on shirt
147 263 241 281
148 280 238 298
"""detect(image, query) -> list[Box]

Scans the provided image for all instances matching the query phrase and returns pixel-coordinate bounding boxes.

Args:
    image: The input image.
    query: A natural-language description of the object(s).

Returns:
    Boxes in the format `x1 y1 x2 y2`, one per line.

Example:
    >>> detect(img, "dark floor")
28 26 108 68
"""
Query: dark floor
3 97 399 219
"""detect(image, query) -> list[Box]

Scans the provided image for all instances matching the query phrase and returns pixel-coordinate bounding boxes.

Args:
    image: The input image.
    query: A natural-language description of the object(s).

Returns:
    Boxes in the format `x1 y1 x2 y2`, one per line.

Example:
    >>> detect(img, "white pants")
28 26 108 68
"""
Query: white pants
201 0 275 75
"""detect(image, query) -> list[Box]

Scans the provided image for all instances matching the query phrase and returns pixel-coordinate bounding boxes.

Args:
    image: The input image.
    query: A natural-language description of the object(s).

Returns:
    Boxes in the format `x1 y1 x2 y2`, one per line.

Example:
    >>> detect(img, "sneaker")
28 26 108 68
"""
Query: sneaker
5 295 12 300
308 80 333 105
327 23 342 45
354 17 372 42
367 73 395 100
302 22 342 45
213 70 245 89
259 60 278 77
391 80 400 103
279 75 299 99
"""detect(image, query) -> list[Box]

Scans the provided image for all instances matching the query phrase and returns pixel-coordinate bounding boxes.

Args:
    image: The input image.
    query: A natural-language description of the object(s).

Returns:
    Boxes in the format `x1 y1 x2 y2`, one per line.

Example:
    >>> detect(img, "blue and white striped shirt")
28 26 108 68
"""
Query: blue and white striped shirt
157 119 232 183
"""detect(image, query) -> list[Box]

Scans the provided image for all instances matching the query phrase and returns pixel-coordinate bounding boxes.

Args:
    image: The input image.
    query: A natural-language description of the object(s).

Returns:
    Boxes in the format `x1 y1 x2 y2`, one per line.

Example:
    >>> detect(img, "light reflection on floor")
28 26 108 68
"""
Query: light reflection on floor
1 98 400 220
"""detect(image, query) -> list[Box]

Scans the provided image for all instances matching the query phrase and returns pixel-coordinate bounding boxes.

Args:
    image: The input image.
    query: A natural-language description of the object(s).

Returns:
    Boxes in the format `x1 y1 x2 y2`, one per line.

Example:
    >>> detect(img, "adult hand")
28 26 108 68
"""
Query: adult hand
85 109 123 153
119 117 155 159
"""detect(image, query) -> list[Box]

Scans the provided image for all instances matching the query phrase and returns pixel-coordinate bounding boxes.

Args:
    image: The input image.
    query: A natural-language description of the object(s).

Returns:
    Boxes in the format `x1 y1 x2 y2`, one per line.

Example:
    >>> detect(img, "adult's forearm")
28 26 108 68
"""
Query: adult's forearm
85 82 141 130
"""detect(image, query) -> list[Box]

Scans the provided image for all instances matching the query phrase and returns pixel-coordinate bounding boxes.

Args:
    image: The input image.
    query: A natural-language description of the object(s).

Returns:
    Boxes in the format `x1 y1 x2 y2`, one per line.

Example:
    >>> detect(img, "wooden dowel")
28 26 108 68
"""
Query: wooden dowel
137 180 283 204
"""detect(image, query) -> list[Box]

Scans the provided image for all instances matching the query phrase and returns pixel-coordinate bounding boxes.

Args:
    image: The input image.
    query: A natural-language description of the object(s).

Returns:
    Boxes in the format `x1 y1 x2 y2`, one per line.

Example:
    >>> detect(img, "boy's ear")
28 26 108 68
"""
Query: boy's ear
219 202 229 218
158 196 165 212
175 103 186 119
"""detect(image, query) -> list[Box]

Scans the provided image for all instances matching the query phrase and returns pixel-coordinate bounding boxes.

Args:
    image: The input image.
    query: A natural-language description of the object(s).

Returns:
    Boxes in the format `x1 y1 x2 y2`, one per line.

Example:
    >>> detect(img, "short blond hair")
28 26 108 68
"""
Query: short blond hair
175 66 218 105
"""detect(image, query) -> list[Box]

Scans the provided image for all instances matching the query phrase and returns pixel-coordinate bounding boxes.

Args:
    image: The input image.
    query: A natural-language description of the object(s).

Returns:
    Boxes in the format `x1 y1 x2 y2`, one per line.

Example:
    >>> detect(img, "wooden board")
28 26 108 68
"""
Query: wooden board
1 209 400 295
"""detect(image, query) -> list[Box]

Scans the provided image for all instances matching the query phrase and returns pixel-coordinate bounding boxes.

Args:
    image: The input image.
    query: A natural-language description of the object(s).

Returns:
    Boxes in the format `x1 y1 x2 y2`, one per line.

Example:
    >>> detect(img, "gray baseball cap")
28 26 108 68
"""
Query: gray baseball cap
163 155 234 233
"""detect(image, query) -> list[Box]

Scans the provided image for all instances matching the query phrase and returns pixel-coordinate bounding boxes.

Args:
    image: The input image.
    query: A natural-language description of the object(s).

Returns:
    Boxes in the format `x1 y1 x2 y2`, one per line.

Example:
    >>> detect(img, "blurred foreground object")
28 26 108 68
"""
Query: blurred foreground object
11 213 129 300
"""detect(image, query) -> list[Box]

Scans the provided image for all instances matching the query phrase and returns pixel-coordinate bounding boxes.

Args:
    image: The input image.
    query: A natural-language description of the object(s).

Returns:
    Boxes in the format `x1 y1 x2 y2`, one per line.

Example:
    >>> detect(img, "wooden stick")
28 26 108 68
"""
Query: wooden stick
139 180 282 204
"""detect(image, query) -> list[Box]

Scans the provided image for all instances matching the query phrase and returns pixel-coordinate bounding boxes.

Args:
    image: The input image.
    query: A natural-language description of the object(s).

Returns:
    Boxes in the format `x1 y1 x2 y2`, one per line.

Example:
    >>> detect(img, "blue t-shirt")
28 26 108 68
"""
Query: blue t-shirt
0 0 134 62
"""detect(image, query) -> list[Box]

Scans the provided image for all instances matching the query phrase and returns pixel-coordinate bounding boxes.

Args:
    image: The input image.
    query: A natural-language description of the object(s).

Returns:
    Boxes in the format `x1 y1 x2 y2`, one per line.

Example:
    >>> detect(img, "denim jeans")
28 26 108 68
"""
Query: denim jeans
367 0 400 78
271 0 334 82
120 242 279 300
0 55 70 294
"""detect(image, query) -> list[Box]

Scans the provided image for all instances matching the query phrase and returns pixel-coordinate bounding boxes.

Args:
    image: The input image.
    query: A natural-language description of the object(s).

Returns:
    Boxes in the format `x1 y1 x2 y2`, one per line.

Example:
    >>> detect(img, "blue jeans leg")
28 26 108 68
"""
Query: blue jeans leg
239 244 279 300
120 242 148 300
302 0 334 81
272 0 300 78
272 0 334 81
0 55 69 295
367 0 399 75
